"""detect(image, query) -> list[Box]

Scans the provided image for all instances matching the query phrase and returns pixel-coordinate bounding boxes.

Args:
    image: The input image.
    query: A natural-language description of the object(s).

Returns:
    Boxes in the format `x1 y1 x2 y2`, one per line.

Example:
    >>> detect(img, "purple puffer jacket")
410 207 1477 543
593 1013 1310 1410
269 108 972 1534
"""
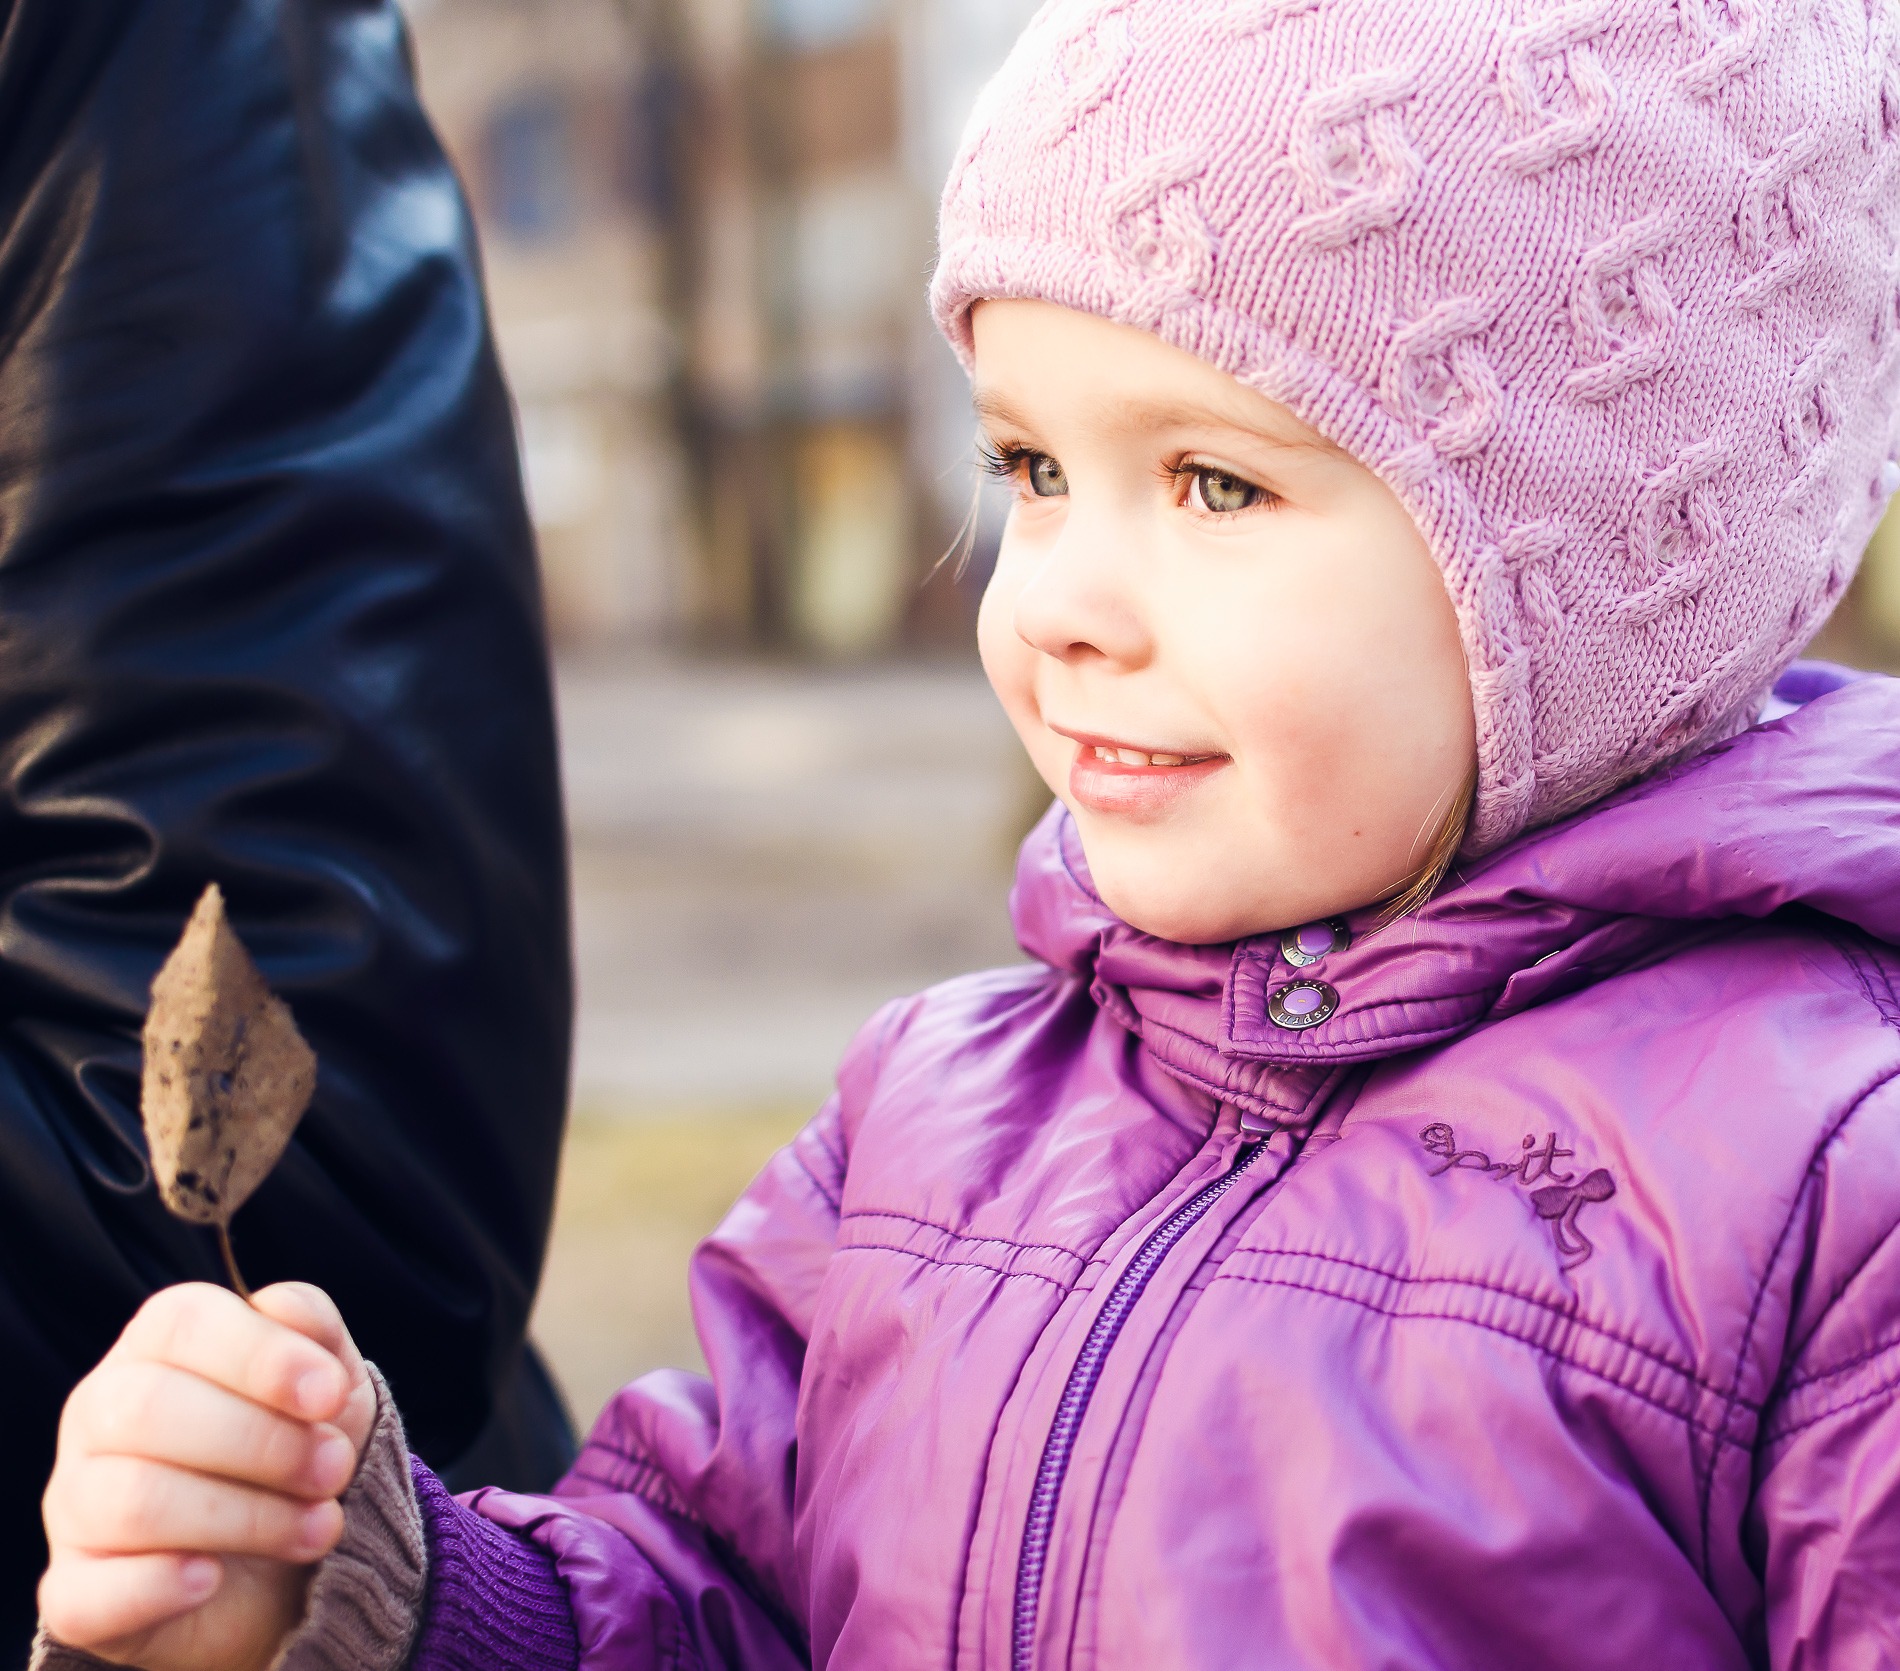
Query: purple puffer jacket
428 662 1900 1669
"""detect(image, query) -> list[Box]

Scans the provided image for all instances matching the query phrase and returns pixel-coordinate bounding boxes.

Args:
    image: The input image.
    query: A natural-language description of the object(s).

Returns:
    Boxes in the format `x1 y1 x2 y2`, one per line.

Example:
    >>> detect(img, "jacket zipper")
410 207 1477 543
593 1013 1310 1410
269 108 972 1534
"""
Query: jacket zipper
1010 1138 1271 1671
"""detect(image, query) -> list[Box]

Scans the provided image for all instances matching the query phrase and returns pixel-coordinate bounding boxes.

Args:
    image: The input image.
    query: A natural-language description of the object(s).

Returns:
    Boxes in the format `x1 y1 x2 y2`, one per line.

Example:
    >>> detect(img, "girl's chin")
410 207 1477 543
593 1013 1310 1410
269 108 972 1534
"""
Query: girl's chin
1072 833 1272 944
1072 819 1368 944
1092 880 1263 944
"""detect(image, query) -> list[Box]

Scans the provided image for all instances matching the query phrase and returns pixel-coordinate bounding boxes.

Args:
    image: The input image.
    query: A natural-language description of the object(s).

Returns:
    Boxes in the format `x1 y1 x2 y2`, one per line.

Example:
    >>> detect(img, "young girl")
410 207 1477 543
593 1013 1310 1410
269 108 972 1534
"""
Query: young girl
34 0 1900 1665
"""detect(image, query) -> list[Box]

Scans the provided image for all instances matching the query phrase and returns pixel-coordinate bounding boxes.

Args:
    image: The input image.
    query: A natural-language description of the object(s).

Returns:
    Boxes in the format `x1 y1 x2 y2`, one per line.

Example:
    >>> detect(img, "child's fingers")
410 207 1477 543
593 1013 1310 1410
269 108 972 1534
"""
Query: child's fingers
112 1284 350 1422
249 1283 376 1452
44 1452 343 1565
38 1549 222 1655
249 1283 363 1380
67 1359 356 1501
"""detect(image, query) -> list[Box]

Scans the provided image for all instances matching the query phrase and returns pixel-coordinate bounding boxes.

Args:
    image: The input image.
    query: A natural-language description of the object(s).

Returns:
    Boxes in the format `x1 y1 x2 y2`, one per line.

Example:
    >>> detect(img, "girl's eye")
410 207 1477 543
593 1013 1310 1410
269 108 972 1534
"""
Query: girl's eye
1190 467 1267 515
1028 453 1069 498
977 441 1069 500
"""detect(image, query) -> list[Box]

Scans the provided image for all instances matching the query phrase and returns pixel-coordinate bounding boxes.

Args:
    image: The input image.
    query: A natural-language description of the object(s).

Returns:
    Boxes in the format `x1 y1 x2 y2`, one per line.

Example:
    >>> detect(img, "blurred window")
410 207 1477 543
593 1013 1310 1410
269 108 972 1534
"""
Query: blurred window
485 91 576 243
781 32 898 176
621 67 683 224
763 0 887 49
791 423 910 656
791 173 908 331
518 400 605 532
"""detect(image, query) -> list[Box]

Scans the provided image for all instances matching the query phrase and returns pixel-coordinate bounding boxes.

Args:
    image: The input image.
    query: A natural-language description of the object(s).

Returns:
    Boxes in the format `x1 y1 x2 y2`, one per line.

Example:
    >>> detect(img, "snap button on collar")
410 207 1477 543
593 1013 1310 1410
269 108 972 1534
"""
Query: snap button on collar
1268 979 1338 1030
1281 919 1350 967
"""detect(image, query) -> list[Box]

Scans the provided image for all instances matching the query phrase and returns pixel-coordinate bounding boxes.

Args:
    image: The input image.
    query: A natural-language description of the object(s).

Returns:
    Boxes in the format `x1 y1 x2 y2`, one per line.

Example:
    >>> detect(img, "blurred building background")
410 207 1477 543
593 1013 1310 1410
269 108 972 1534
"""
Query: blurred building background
400 0 1037 654
397 0 1046 1427
396 0 1900 1431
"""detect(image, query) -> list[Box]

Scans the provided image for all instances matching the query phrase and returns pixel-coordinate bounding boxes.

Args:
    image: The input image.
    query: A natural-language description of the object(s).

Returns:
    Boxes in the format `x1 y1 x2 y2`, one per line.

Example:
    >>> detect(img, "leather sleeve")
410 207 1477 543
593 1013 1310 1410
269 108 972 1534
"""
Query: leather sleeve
0 0 572 1652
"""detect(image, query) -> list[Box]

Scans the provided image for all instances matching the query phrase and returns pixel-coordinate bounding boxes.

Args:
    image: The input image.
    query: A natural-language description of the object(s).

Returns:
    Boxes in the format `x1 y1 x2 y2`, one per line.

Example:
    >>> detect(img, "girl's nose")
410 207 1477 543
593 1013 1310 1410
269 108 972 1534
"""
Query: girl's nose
1010 521 1153 670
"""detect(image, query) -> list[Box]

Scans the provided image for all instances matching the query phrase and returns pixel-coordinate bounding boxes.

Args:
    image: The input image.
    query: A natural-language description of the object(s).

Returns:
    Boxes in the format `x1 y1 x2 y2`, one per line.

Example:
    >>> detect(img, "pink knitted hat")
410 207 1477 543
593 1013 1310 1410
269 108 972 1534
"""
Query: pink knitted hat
931 0 1900 851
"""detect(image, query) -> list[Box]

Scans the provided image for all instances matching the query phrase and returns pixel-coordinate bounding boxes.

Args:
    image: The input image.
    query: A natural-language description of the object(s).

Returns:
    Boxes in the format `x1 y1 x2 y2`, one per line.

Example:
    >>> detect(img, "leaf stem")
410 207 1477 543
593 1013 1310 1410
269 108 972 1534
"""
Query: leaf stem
216 1223 253 1302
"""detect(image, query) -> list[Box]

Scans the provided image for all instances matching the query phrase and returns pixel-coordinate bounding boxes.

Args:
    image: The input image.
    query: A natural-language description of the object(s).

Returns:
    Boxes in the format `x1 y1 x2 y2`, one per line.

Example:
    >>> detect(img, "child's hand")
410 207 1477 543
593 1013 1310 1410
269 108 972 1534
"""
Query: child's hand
39 1282 377 1671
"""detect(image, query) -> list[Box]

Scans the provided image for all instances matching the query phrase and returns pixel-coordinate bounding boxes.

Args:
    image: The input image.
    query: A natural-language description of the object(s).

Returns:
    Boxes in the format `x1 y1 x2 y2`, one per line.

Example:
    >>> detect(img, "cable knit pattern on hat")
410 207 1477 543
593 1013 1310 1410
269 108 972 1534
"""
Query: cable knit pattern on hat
932 0 1900 850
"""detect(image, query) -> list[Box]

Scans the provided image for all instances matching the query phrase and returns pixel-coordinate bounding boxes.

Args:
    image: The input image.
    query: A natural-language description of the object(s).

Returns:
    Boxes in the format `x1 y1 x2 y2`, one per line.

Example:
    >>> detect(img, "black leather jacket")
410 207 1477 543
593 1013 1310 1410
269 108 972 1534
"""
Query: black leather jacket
0 1 574 1652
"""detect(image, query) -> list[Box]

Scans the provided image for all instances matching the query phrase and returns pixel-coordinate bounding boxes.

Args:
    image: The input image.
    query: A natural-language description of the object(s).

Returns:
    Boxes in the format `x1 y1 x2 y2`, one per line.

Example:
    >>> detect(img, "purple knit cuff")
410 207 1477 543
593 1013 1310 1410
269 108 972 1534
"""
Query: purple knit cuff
409 1460 580 1671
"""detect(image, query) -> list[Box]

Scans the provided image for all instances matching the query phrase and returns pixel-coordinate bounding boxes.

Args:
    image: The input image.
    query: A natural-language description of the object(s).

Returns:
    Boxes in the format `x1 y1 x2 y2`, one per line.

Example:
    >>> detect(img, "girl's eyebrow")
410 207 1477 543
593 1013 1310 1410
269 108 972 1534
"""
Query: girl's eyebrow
973 386 1339 456
972 389 1034 429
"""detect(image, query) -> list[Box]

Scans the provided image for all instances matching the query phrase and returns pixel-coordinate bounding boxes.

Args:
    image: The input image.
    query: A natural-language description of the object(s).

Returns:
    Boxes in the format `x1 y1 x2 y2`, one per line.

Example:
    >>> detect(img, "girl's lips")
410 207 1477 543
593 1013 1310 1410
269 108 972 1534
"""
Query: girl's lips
1064 738 1229 819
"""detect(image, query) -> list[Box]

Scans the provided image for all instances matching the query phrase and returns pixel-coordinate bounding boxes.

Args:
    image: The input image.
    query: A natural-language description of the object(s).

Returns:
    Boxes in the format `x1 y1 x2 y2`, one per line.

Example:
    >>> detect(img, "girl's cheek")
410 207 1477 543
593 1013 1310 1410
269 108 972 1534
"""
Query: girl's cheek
977 566 1072 798
1178 569 1391 801
976 559 1036 717
975 558 1019 686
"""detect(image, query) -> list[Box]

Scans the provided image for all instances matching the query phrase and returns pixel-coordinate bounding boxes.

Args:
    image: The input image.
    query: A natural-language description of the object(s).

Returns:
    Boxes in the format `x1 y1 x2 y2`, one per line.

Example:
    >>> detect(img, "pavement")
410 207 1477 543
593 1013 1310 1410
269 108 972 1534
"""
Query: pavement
559 649 1037 1108
533 650 1042 1424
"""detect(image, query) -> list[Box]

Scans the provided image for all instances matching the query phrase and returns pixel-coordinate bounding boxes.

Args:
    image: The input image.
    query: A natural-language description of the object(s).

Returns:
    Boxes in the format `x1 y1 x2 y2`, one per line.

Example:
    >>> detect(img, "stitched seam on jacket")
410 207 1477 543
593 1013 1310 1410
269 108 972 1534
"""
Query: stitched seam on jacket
1215 1268 1740 1441
647 1553 702 1671
1150 994 1500 1063
1139 1028 1348 1128
948 1213 1095 1671
570 1439 806 1660
1762 1336 1900 1444
834 1233 1076 1290
1139 1030 1289 1107
1225 1246 1728 1399
1700 1161 1814 1574
1869 942 1900 1024
840 1206 1092 1262
1786 1215 1900 1373
539 1472 704 1671
1782 1322 1900 1394
1770 942 1900 1369
1777 938 1900 1369
1696 1058 1900 1578
1223 982 1502 1026
567 1440 698 1519
1828 929 1900 1032
790 1141 844 1214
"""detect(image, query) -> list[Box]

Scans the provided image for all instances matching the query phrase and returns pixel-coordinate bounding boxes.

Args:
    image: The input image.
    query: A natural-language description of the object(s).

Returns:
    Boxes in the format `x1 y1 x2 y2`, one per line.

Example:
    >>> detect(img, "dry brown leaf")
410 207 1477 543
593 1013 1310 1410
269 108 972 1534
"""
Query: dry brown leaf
140 884 317 1293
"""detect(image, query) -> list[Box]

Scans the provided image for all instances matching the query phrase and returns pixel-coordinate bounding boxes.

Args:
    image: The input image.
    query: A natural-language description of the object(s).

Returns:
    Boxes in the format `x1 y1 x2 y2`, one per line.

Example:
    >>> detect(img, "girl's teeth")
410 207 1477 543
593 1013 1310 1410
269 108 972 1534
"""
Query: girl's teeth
1089 745 1194 767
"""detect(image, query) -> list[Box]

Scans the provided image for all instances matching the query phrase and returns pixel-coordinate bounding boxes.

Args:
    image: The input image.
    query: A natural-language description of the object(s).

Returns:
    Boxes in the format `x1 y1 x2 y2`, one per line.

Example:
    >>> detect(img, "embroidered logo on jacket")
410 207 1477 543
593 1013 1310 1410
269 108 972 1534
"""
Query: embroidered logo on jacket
1418 1123 1617 1269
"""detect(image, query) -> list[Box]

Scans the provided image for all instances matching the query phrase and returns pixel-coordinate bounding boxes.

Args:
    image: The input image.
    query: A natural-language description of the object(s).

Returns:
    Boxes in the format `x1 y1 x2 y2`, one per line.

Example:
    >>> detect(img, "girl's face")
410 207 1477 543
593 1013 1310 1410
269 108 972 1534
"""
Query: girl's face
973 300 1477 945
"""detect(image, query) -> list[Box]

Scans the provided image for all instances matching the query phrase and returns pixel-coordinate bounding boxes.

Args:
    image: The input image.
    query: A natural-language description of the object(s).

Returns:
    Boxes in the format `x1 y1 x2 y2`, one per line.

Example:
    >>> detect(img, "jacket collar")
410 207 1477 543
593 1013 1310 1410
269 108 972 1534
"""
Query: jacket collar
1009 663 1900 1124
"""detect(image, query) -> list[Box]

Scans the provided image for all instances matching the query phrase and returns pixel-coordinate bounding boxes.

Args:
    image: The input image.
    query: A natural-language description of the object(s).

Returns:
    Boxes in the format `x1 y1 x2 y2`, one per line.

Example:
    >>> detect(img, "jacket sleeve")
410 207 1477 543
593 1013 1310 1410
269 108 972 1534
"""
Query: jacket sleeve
1750 1073 1900 1668
0 0 572 1650
466 1101 847 1669
415 1000 897 1670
